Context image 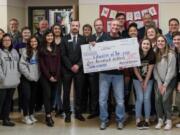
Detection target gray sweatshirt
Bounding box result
[19,49,40,82]
[0,48,20,88]
[153,51,176,87]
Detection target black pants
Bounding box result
[17,77,23,111]
[81,73,99,114]
[21,76,38,116]
[0,88,15,121]
[40,76,58,115]
[87,73,99,114]
[81,74,89,113]
[63,72,85,115]
[35,82,43,111]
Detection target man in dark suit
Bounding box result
[138,12,162,40]
[61,20,86,123]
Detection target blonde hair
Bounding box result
[155,35,174,62]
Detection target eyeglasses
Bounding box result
[3,39,11,42]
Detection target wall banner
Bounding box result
[99,4,159,32]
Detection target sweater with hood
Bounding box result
[0,48,20,88]
[19,49,40,82]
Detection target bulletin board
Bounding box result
[99,4,159,32]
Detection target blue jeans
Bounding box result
[133,79,153,119]
[99,73,125,123]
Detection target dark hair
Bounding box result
[21,26,31,38]
[172,31,180,39]
[26,36,39,61]
[139,38,155,59]
[70,19,80,25]
[0,28,5,34]
[83,24,92,37]
[1,33,13,51]
[83,24,92,32]
[0,28,5,48]
[144,25,160,40]
[115,12,126,19]
[41,30,56,56]
[143,12,152,18]
[21,26,31,33]
[127,22,138,32]
[51,23,63,37]
[71,19,79,22]
[169,18,179,25]
[9,18,19,24]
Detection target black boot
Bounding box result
[2,120,15,127]
[46,116,54,127]
[65,112,71,123]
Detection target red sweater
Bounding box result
[39,49,60,80]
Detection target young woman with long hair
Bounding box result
[133,38,155,129]
[19,36,40,125]
[39,30,60,127]
[154,35,176,130]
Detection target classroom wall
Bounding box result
[0,0,8,31]
[7,0,26,31]
[0,0,26,32]
[79,0,180,34]
[1,0,180,33]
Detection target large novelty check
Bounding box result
[81,38,141,73]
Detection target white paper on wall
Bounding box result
[134,11,141,20]
[148,6,157,16]
[141,9,149,17]
[109,10,117,19]
[101,7,110,17]
[126,12,133,21]
[107,20,111,32]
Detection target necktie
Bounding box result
[73,36,77,50]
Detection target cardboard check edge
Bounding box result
[81,37,141,73]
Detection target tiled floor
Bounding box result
[0,112,180,135]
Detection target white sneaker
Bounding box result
[155,118,164,129]
[117,122,124,130]
[29,115,37,123]
[176,123,180,128]
[22,116,33,125]
[164,119,172,130]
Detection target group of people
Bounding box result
[0,12,179,131]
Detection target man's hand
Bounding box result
[89,41,96,46]
[49,76,57,82]
[160,85,166,95]
[71,64,79,73]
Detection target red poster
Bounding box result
[100,4,159,32]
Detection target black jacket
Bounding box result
[91,32,110,43]
[61,34,86,73]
